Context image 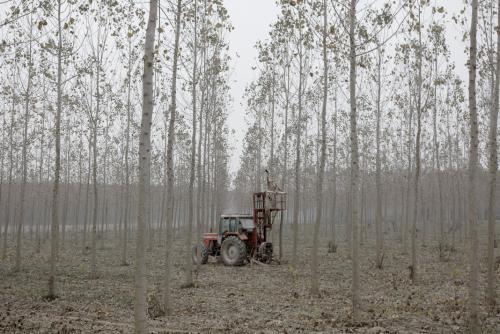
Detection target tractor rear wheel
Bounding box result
[221,236,247,266]
[192,243,209,265]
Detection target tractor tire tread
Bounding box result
[221,236,246,266]
[192,244,209,265]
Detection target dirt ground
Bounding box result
[0,225,499,334]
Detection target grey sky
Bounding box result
[226,0,279,174]
[224,0,469,174]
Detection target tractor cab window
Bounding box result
[220,217,238,234]
[228,218,237,232]
[240,218,254,230]
[219,219,229,234]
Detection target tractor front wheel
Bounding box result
[192,243,209,265]
[221,236,247,266]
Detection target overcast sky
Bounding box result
[225,0,279,175]
[224,0,468,175]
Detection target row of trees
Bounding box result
[0,0,234,332]
[233,0,498,331]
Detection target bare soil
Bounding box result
[0,225,499,333]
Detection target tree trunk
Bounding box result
[163,0,182,314]
[486,0,499,310]
[2,88,15,261]
[349,0,360,321]
[432,57,445,260]
[90,68,100,280]
[279,43,290,262]
[375,44,383,269]
[48,0,63,298]
[83,138,91,253]
[329,93,338,253]
[292,19,304,267]
[135,0,157,332]
[122,8,133,266]
[403,76,413,255]
[0,117,4,248]
[61,119,71,248]
[185,0,198,288]
[467,0,480,331]
[256,105,262,191]
[74,128,83,244]
[14,24,33,272]
[310,0,328,296]
[410,5,423,283]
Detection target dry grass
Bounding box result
[0,223,499,333]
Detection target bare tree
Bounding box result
[47,0,63,299]
[374,43,384,269]
[163,0,183,315]
[292,8,305,267]
[410,2,424,283]
[184,0,198,288]
[134,0,158,332]
[121,0,134,267]
[348,0,360,321]
[486,0,499,310]
[467,0,480,331]
[310,0,328,296]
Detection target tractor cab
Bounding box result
[218,215,254,236]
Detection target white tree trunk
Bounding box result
[134,0,158,332]
[310,0,328,296]
[486,0,499,310]
[467,0,480,331]
[375,44,384,269]
[410,5,423,283]
[349,0,360,321]
[185,0,198,287]
[122,9,133,265]
[292,19,304,267]
[163,0,183,314]
[14,21,33,272]
[48,0,63,299]
[432,57,445,260]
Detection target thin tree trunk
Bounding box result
[404,76,413,255]
[90,70,100,280]
[185,0,198,287]
[256,104,262,191]
[134,0,157,332]
[279,43,290,262]
[329,93,338,253]
[36,113,46,254]
[375,44,384,269]
[292,19,304,267]
[74,128,83,244]
[14,24,33,271]
[82,139,91,253]
[410,5,423,283]
[349,0,360,321]
[432,57,445,260]
[310,0,328,296]
[2,89,15,261]
[48,0,63,298]
[467,0,480,331]
[122,8,133,266]
[163,0,182,314]
[0,117,4,247]
[486,0,500,310]
[61,119,71,248]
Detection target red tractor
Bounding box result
[193,191,286,266]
